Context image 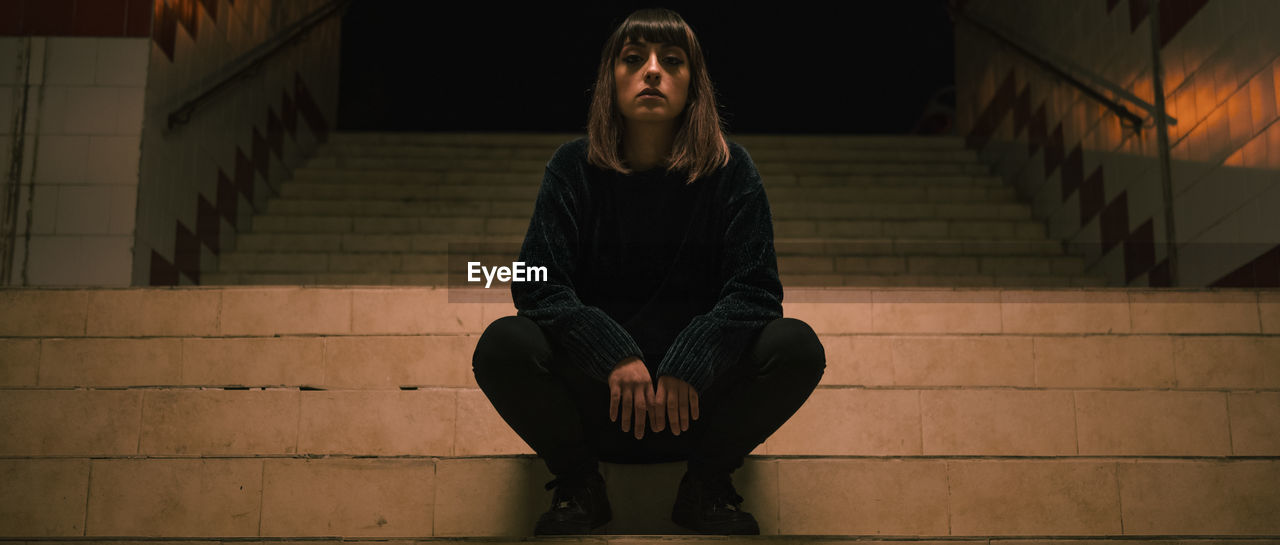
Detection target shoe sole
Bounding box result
[534,517,608,535]
[671,510,760,535]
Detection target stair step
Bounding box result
[4,455,1275,537]
[6,287,1269,336]
[295,157,992,176]
[314,143,981,163]
[230,234,1071,256]
[290,168,1005,186]
[326,131,968,150]
[199,271,1108,287]
[259,198,1030,221]
[246,215,1047,238]
[211,250,1087,277]
[3,286,1275,537]
[279,180,1020,203]
[2,383,1270,456]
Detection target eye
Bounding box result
[623,54,642,64]
[665,56,684,65]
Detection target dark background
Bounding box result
[337,1,956,134]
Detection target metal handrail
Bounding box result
[167,0,352,131]
[948,5,1175,134]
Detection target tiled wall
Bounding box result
[1,35,149,286]
[137,0,339,285]
[955,0,1280,287]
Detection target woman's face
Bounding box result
[613,38,690,124]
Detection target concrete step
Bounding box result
[278,180,1020,203]
[260,198,1031,221]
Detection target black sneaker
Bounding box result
[534,471,611,535]
[671,470,760,535]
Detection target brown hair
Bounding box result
[586,7,730,185]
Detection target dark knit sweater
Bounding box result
[510,136,784,394]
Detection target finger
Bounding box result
[667,386,680,436]
[691,389,699,421]
[680,385,690,432]
[620,387,632,432]
[651,381,665,432]
[610,383,620,422]
[634,384,647,439]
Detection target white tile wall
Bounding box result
[55,186,113,234]
[33,86,68,135]
[95,39,149,86]
[4,36,149,286]
[79,235,133,285]
[25,236,81,285]
[33,135,90,184]
[88,135,142,183]
[64,86,120,134]
[44,38,98,86]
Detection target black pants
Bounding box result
[472,315,826,478]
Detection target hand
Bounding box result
[650,375,699,436]
[608,357,654,439]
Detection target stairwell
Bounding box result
[202,132,1109,287]
[2,133,1278,541]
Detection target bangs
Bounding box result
[612,14,693,58]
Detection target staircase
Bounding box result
[2,285,1278,540]
[202,132,1109,287]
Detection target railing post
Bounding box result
[1148,1,1179,286]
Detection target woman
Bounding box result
[472,7,825,536]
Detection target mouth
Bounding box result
[637,88,665,98]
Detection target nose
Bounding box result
[643,53,662,81]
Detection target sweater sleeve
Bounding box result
[653,163,784,394]
[511,165,646,384]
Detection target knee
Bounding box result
[756,317,826,375]
[472,315,551,375]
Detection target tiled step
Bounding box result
[327,131,968,150]
[774,218,1047,239]
[2,286,1277,537]
[784,273,1108,287]
[200,271,1108,287]
[5,456,1275,537]
[200,271,449,285]
[247,215,1048,239]
[3,286,1272,338]
[313,143,982,163]
[290,168,1005,187]
[210,250,1088,278]
[279,180,1020,203]
[248,215,526,235]
[295,157,992,176]
[230,234,1070,257]
[3,383,1274,456]
[260,198,1031,221]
